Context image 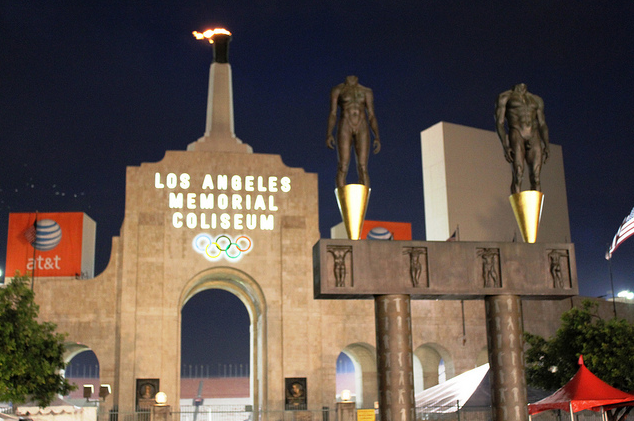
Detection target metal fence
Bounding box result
[65,364,100,379]
[98,405,605,421]
[413,406,604,421]
[181,364,250,378]
[415,405,491,421]
[176,405,254,421]
[0,407,15,415]
[529,410,604,421]
[100,406,331,421]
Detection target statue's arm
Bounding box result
[495,92,512,162]
[365,88,381,154]
[535,95,550,162]
[326,86,340,149]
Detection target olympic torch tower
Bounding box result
[189,28,252,153]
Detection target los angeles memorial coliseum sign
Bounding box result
[155,172,292,231]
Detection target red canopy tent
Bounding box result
[529,356,634,420]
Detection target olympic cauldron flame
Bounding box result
[193,28,232,63]
[192,28,232,44]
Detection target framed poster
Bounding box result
[136,378,159,409]
[285,377,307,410]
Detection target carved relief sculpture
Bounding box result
[478,248,501,288]
[548,249,569,288]
[327,245,352,287]
[402,247,427,287]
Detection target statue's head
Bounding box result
[513,83,528,93]
[345,75,359,85]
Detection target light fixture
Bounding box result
[83,384,94,399]
[341,390,351,402]
[99,384,111,400]
[155,391,168,405]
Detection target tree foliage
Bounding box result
[525,299,634,421]
[0,273,74,406]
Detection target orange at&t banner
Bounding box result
[5,212,85,278]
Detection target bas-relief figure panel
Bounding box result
[316,240,576,299]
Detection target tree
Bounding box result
[525,299,634,421]
[0,273,74,406]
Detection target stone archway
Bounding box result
[179,267,267,410]
[63,343,101,402]
[339,343,377,408]
[413,343,455,389]
[65,343,93,363]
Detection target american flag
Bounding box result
[607,207,634,259]
[24,220,37,245]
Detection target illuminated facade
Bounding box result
[31,32,634,413]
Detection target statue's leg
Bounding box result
[525,137,542,191]
[354,128,371,187]
[509,130,524,194]
[511,159,524,194]
[336,130,352,188]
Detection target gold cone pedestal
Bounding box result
[335,184,370,240]
[509,190,544,243]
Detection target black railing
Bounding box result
[181,364,250,378]
[99,405,606,421]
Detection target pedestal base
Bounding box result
[335,184,370,240]
[151,405,171,421]
[509,191,544,243]
[337,402,356,421]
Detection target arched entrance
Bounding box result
[179,267,267,410]
[336,343,377,408]
[63,344,100,404]
[181,289,250,404]
[414,343,455,390]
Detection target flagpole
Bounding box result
[460,300,466,345]
[31,212,37,291]
[607,248,617,318]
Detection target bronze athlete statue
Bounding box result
[495,83,550,194]
[326,75,380,188]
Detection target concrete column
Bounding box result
[337,401,356,421]
[151,405,171,421]
[485,295,528,421]
[375,295,414,421]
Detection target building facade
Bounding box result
[31,34,633,413]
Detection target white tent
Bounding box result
[415,363,489,413]
[16,398,96,421]
[415,363,551,413]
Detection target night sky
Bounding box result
[2,1,634,365]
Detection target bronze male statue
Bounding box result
[326,75,381,188]
[495,83,550,194]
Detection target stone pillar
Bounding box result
[375,295,415,421]
[337,401,356,421]
[485,295,528,421]
[151,405,171,421]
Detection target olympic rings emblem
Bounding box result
[193,234,253,261]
